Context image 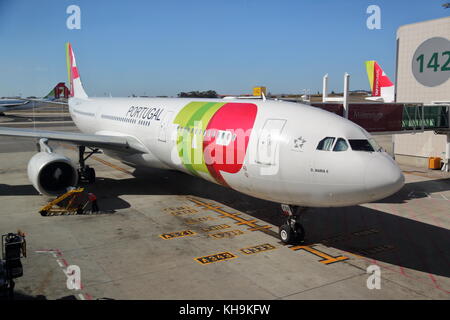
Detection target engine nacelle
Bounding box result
[27,152,78,196]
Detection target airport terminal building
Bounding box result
[394,16,450,167]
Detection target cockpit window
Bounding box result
[317,137,335,151]
[368,138,382,152]
[333,138,348,152]
[348,139,375,152]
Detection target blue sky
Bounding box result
[0,0,449,97]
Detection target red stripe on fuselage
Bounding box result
[203,103,257,187]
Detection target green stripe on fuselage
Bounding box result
[65,43,71,87]
[173,101,225,176]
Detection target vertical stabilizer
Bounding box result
[44,82,70,100]
[66,43,88,99]
[365,60,395,102]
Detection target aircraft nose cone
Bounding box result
[365,156,405,200]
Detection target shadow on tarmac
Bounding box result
[0,167,449,278]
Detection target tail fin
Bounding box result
[365,60,394,97]
[44,82,70,100]
[66,43,88,99]
[365,60,395,102]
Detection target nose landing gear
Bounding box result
[279,204,307,244]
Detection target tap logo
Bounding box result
[173,101,257,187]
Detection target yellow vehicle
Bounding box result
[253,86,267,97]
[39,188,87,216]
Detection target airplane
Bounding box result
[0,43,405,244]
[0,82,69,115]
[0,99,30,113]
[365,61,395,102]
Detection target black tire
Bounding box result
[87,167,96,184]
[39,210,48,217]
[293,223,305,242]
[77,169,82,184]
[279,224,293,244]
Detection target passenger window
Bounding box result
[333,138,348,152]
[317,137,335,151]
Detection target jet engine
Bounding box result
[27,152,78,196]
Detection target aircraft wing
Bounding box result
[0,127,147,154]
[0,101,29,108]
[0,101,32,112]
[6,97,68,105]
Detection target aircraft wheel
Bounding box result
[87,167,96,184]
[279,224,294,244]
[39,210,48,217]
[294,223,305,242]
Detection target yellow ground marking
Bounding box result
[346,252,365,259]
[159,230,196,240]
[188,197,272,232]
[62,144,134,175]
[183,216,217,224]
[163,206,199,216]
[194,251,237,265]
[248,225,272,232]
[91,156,133,175]
[240,243,277,255]
[209,229,244,239]
[201,224,231,232]
[218,213,241,219]
[236,219,257,226]
[290,245,349,265]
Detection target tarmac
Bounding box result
[0,108,449,300]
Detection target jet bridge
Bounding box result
[310,102,450,171]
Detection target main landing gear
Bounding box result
[77,146,100,184]
[279,204,307,244]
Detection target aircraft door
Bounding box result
[256,119,287,166]
[158,111,174,142]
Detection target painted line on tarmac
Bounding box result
[187,197,273,234]
[194,251,238,265]
[239,243,277,255]
[289,245,349,265]
[184,216,217,224]
[35,249,93,300]
[201,224,231,232]
[209,229,244,239]
[159,230,197,240]
[163,206,199,216]
[62,144,134,175]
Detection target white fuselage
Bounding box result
[68,97,404,207]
